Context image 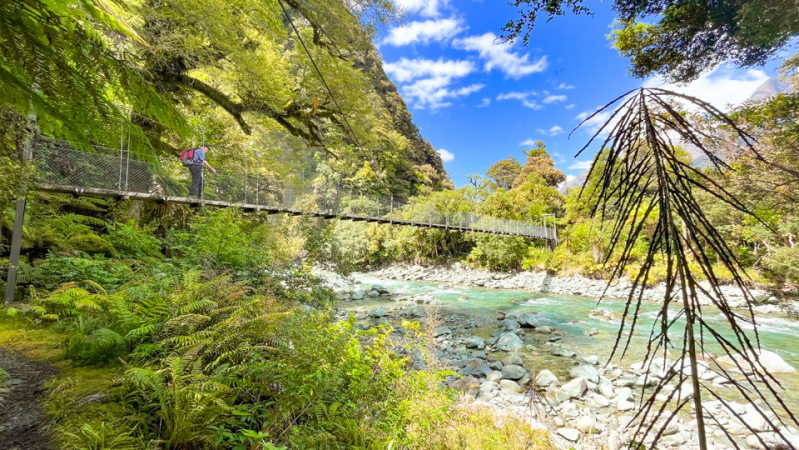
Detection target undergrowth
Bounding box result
[0,196,551,449]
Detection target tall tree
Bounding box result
[502,0,799,82]
[513,141,565,188]
[486,156,521,190]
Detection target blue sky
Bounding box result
[376,0,787,186]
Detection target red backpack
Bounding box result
[179,148,196,166]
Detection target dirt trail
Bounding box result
[0,351,57,449]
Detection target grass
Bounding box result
[0,314,131,449]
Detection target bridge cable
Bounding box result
[276,0,366,156]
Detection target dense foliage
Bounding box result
[502,0,799,82]
[1,194,547,449]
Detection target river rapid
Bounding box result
[329,269,799,449]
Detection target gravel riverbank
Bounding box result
[322,267,799,449]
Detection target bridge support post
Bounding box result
[4,197,26,305]
[5,115,34,305]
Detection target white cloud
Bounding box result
[565,103,576,110]
[574,107,614,134]
[381,18,464,47]
[403,78,484,109]
[437,148,455,162]
[643,66,769,111]
[496,91,542,109]
[556,82,575,90]
[384,58,481,109]
[394,0,447,17]
[520,138,538,146]
[477,98,491,108]
[569,160,593,170]
[453,32,548,78]
[543,94,567,104]
[383,58,474,83]
[532,125,563,137]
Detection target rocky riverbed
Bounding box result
[321,268,799,450]
[366,263,798,316]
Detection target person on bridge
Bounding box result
[187,144,216,198]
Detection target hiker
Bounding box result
[181,144,217,198]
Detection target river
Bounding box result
[338,273,799,430]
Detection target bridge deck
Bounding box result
[36,183,552,239]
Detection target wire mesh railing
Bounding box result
[30,139,558,242]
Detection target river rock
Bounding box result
[536,325,553,334]
[464,336,485,349]
[576,415,599,434]
[500,379,522,393]
[593,394,610,407]
[556,428,580,442]
[535,369,559,388]
[368,307,389,318]
[552,348,576,358]
[372,284,389,294]
[561,377,587,398]
[569,365,599,383]
[606,431,623,450]
[449,376,479,395]
[496,333,524,351]
[582,355,599,365]
[717,349,796,374]
[584,327,599,336]
[433,326,451,337]
[545,388,572,406]
[352,289,365,300]
[616,400,635,411]
[501,364,526,380]
[366,289,379,297]
[517,312,539,327]
[462,359,493,377]
[501,354,523,366]
[499,318,520,331]
[486,371,503,382]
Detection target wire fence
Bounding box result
[30,138,557,242]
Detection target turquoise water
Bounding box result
[344,274,799,412]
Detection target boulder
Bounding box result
[616,400,635,411]
[464,336,485,349]
[368,307,389,318]
[534,369,559,388]
[517,312,539,327]
[556,428,581,442]
[486,371,503,382]
[501,355,523,366]
[561,377,587,398]
[717,349,796,374]
[593,394,610,407]
[499,318,520,331]
[501,364,526,380]
[582,355,599,365]
[569,365,599,384]
[551,348,576,358]
[545,388,572,406]
[433,326,451,337]
[462,359,493,377]
[352,289,365,300]
[449,376,479,395]
[496,333,524,351]
[536,325,553,334]
[500,379,522,393]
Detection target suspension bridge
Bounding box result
[27,139,559,241]
[4,138,558,303]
